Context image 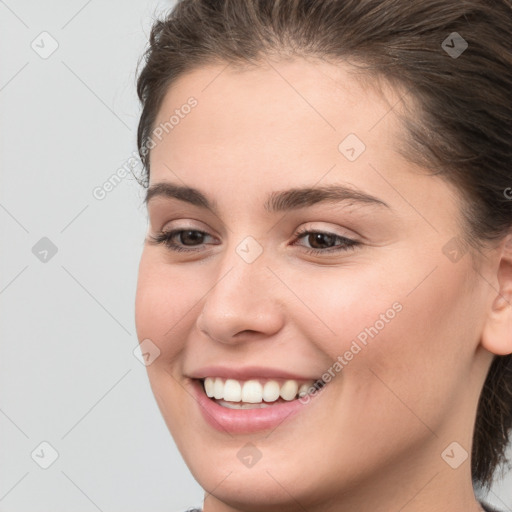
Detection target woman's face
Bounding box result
[135,59,496,511]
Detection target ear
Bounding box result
[480,233,512,356]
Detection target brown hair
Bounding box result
[136,0,512,490]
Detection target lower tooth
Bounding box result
[216,400,272,409]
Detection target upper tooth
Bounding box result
[202,377,318,403]
[224,379,242,401]
[298,383,310,397]
[242,380,263,403]
[280,380,299,401]
[262,381,280,402]
[204,377,215,397]
[213,378,224,399]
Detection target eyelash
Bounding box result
[148,227,360,255]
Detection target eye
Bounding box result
[147,228,216,252]
[292,228,360,255]
[147,227,360,256]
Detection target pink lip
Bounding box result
[188,365,321,382]
[190,378,325,434]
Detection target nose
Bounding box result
[195,247,285,344]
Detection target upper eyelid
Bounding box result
[159,223,355,238]
[157,219,216,234]
[149,203,366,237]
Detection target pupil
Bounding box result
[181,230,203,245]
[309,233,335,249]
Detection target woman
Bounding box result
[134,1,512,511]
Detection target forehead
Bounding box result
[150,59,404,177]
[147,58,462,232]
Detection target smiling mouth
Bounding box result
[199,376,326,409]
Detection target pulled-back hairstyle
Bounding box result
[136,0,512,491]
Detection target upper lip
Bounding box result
[188,365,322,382]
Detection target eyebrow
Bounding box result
[144,182,390,213]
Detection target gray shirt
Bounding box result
[185,502,501,511]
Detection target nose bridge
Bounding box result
[196,235,283,341]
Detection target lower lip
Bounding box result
[190,378,324,434]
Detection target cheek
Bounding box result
[340,260,479,435]
[286,255,475,419]
[281,259,410,362]
[134,254,197,362]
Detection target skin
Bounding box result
[134,58,512,512]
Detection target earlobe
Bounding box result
[480,234,512,356]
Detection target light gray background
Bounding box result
[0,1,511,511]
